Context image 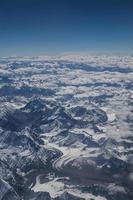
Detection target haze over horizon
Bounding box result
[0,0,133,56]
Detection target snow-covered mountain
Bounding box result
[0,55,133,200]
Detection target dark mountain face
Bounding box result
[0,55,133,200]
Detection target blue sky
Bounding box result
[0,0,133,56]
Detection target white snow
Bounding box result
[32,175,107,200]
[107,113,116,122]
[32,176,65,198]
